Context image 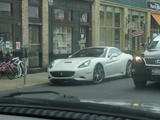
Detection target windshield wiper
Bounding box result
[0,90,80,103]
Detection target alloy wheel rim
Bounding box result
[93,65,104,83]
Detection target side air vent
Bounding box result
[0,106,136,120]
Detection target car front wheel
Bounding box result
[93,64,104,84]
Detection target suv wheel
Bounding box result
[125,61,132,78]
[133,77,147,88]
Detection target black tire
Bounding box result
[93,64,105,84]
[133,77,147,88]
[6,67,18,80]
[125,61,132,78]
[6,68,15,80]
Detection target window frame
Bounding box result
[99,5,122,48]
[28,0,42,23]
[29,6,40,19]
[0,0,14,18]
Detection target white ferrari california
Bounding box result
[48,46,133,84]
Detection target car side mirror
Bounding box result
[110,53,118,59]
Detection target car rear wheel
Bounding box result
[125,61,132,78]
[93,64,104,84]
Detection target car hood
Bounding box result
[144,49,160,58]
[52,57,98,70]
[81,99,160,114]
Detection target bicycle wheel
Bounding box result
[6,67,18,80]
[13,63,21,78]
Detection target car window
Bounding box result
[108,48,122,58]
[71,48,106,57]
[148,40,160,49]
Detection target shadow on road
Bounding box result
[45,76,128,87]
[133,81,160,91]
[146,82,160,90]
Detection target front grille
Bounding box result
[145,57,160,65]
[50,71,75,77]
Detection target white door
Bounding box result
[104,48,123,77]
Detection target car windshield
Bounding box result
[71,48,106,57]
[148,40,160,49]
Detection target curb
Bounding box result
[0,72,48,91]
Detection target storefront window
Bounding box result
[114,29,120,48]
[105,7,113,26]
[29,26,42,68]
[100,11,104,26]
[53,26,72,54]
[0,2,12,16]
[128,10,146,50]
[68,11,72,22]
[29,6,39,18]
[99,6,122,48]
[0,23,13,56]
[54,9,64,21]
[115,8,121,27]
[80,12,88,23]
[79,27,87,49]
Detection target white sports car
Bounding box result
[48,46,133,84]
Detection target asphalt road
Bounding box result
[3,77,160,103]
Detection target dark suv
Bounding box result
[132,35,160,88]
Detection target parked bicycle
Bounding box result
[0,57,24,80]
[11,57,25,78]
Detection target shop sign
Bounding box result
[16,42,21,50]
[131,29,144,37]
[147,2,160,11]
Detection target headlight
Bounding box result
[48,61,55,68]
[135,56,143,63]
[78,60,91,68]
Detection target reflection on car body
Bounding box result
[48,46,133,84]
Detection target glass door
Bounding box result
[29,25,42,68]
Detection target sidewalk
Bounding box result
[0,72,48,91]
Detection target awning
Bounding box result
[152,14,160,25]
